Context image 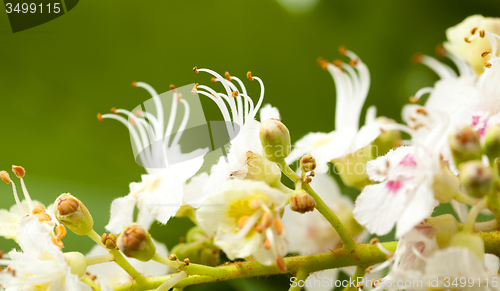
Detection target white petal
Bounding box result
[105,196,136,234]
[395,183,436,238]
[259,104,280,121]
[183,172,210,208]
[141,178,183,224]
[304,269,339,291]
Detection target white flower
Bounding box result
[100,82,207,233]
[196,180,287,269]
[444,15,500,74]
[0,167,58,242]
[286,49,382,173]
[86,240,169,291]
[375,227,499,291]
[0,216,90,291]
[188,69,281,206]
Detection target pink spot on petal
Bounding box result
[399,154,417,167]
[472,115,480,127]
[386,180,403,194]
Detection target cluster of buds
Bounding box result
[300,155,316,184]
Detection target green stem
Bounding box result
[454,191,478,206]
[464,198,487,233]
[152,253,179,269]
[276,159,356,250]
[82,275,101,291]
[86,253,115,266]
[87,229,147,285]
[112,231,500,291]
[344,266,366,291]
[289,269,310,291]
[474,219,498,232]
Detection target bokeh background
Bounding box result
[1,0,499,290]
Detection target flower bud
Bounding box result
[170,242,220,266]
[371,117,401,158]
[424,214,459,248]
[117,224,156,262]
[300,155,316,173]
[64,252,87,278]
[54,194,93,235]
[332,147,370,189]
[432,160,460,203]
[101,233,118,249]
[289,189,316,213]
[233,151,281,186]
[260,119,291,162]
[448,125,481,167]
[449,232,485,259]
[459,161,493,198]
[483,124,500,164]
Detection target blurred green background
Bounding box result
[1,0,499,289]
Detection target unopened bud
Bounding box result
[233,151,281,187]
[483,124,500,164]
[332,147,370,189]
[449,232,484,259]
[289,189,316,213]
[424,214,459,248]
[449,125,481,167]
[170,242,220,266]
[300,155,316,172]
[117,224,156,262]
[371,117,401,157]
[63,252,87,278]
[433,160,460,203]
[260,119,291,162]
[54,194,93,235]
[459,161,493,198]
[101,233,118,249]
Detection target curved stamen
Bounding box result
[134,82,164,140]
[417,54,457,79]
[230,76,250,119]
[0,171,27,216]
[171,99,190,147]
[196,88,237,139]
[326,62,351,131]
[164,92,179,145]
[250,76,265,120]
[412,87,434,102]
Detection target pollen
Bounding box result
[484,61,492,68]
[193,66,199,73]
[37,212,52,222]
[411,53,423,64]
[31,204,45,215]
[246,71,254,81]
[482,51,490,57]
[338,45,347,56]
[464,37,472,43]
[97,113,103,122]
[225,71,232,81]
[111,107,117,114]
[0,171,11,184]
[231,91,239,97]
[479,30,485,38]
[12,165,25,178]
[471,27,478,34]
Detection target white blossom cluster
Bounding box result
[2,14,500,291]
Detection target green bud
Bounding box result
[432,160,460,203]
[64,252,87,278]
[448,125,481,167]
[117,224,156,262]
[54,194,93,235]
[332,147,370,189]
[424,214,459,248]
[459,161,493,198]
[170,241,220,266]
[337,209,364,237]
[483,124,500,164]
[449,232,485,259]
[371,117,401,158]
[260,119,291,162]
[289,189,316,213]
[233,151,281,186]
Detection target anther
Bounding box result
[168,254,178,261]
[183,258,190,266]
[0,171,11,184]
[260,212,272,229]
[110,107,117,114]
[238,216,250,229]
[246,71,254,81]
[12,166,25,178]
[416,107,428,115]
[464,37,472,43]
[129,118,136,127]
[131,81,137,88]
[52,236,64,248]
[249,198,260,209]
[193,66,199,73]
[369,238,380,245]
[348,59,358,67]
[231,91,239,97]
[435,44,446,57]
[411,53,423,64]
[225,71,232,81]
[264,237,271,249]
[169,84,176,91]
[31,204,45,215]
[101,233,118,250]
[211,77,216,83]
[37,212,52,222]
[333,60,343,68]
[338,45,347,56]
[97,113,103,122]
[191,83,199,94]
[134,109,142,117]
[273,218,283,235]
[484,62,492,68]
[479,30,485,38]
[409,96,419,104]
[471,27,478,34]
[482,51,490,57]
[56,224,67,239]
